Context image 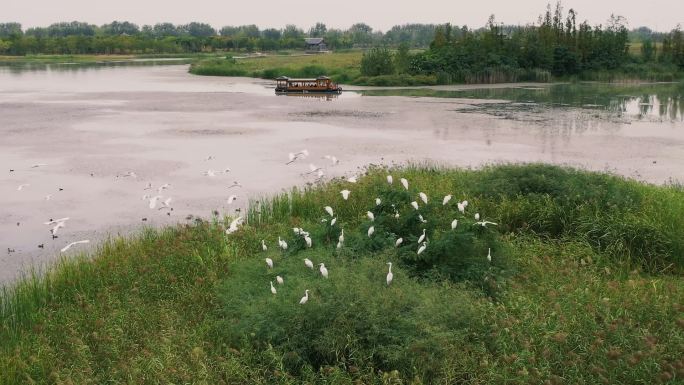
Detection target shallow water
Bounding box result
[1,63,683,283]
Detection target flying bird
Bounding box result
[227,195,238,205]
[60,240,90,253]
[276,275,284,285]
[226,216,243,234]
[17,184,30,191]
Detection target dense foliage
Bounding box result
[0,21,437,55]
[1,164,683,383]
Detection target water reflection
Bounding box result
[276,92,341,101]
[0,58,194,75]
[357,83,684,121]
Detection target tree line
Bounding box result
[360,2,684,83]
[0,21,437,55]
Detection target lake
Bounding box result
[1,62,683,283]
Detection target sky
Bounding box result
[4,0,683,32]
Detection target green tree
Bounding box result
[360,47,394,76]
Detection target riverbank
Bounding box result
[1,164,683,383]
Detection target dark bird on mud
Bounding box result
[38,244,44,249]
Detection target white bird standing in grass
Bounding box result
[475,213,480,220]
[386,262,393,285]
[279,237,288,250]
[276,275,284,285]
[443,195,452,205]
[60,240,90,253]
[262,240,267,251]
[417,242,427,255]
[304,235,312,248]
[387,175,393,184]
[304,258,314,269]
[375,197,381,206]
[419,192,428,204]
[341,189,350,200]
[395,238,403,247]
[400,178,409,190]
[319,263,328,278]
[451,219,458,229]
[457,202,465,214]
[368,226,375,237]
[487,248,492,263]
[338,229,345,244]
[367,211,375,221]
[270,281,277,294]
[418,214,427,224]
[324,206,334,217]
[265,258,274,269]
[330,217,337,226]
[418,229,426,244]
[411,201,419,210]
[226,217,243,234]
[299,289,310,304]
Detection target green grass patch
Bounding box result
[1,164,683,384]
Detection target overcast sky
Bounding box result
[4,0,683,32]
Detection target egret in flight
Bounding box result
[60,240,90,253]
[451,219,458,229]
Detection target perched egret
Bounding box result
[418,229,426,244]
[324,206,334,217]
[457,202,465,214]
[304,235,312,248]
[227,195,238,205]
[276,275,284,285]
[451,219,458,229]
[475,213,480,220]
[368,226,375,237]
[419,192,428,204]
[443,194,452,205]
[299,289,310,304]
[280,238,288,250]
[400,178,409,190]
[319,263,329,278]
[60,240,90,253]
[386,262,394,285]
[410,201,419,210]
[338,229,345,244]
[417,242,427,255]
[347,176,357,183]
[487,248,492,263]
[304,258,314,269]
[395,238,403,247]
[375,197,381,206]
[265,258,274,269]
[330,217,337,226]
[340,190,350,200]
[337,241,342,249]
[270,281,277,294]
[387,175,393,184]
[367,211,375,221]
[262,240,267,251]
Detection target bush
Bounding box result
[360,47,395,76]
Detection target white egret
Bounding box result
[330,217,337,226]
[463,200,469,208]
[280,238,288,250]
[476,221,498,227]
[418,229,426,244]
[475,213,480,220]
[387,175,393,184]
[386,262,393,285]
[293,228,301,235]
[44,217,70,225]
[347,176,357,183]
[375,197,381,206]
[487,248,492,262]
[276,275,284,285]
[51,221,65,235]
[262,240,267,251]
[143,182,152,190]
[340,190,350,200]
[308,163,322,174]
[368,226,375,237]
[419,192,428,204]
[304,258,314,269]
[443,195,452,205]
[451,219,458,229]
[336,241,342,249]
[411,201,419,210]
[60,240,90,253]
[17,184,29,191]
[203,170,217,177]
[299,289,310,304]
[457,202,465,214]
[319,263,329,278]
[338,229,345,244]
[324,206,334,217]
[304,235,312,248]
[270,281,277,294]
[227,195,238,205]
[226,216,243,234]
[417,242,427,255]
[265,258,274,269]
[400,178,409,190]
[418,214,427,223]
[395,238,403,247]
[367,211,375,221]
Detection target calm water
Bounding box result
[1,62,683,283]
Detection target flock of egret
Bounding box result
[223,167,498,306]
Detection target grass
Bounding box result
[1,164,683,384]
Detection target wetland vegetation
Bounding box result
[1,164,683,384]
